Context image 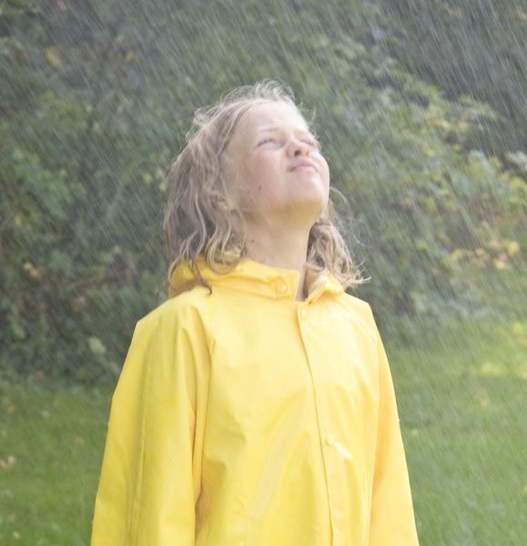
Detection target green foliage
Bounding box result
[0,0,36,17]
[375,0,527,155]
[1,0,525,381]
[1,2,166,382]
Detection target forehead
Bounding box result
[236,101,310,135]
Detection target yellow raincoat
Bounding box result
[91,259,418,545]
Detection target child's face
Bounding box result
[223,101,330,231]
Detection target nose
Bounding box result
[288,138,311,157]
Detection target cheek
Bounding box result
[231,167,268,212]
[223,153,255,200]
[244,158,280,199]
[320,158,331,188]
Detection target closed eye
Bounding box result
[303,139,320,149]
[257,137,280,147]
[256,136,320,149]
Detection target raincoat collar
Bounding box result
[169,258,344,303]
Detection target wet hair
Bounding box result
[163,80,362,290]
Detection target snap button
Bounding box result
[276,282,288,294]
[326,436,352,459]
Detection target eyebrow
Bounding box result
[255,125,315,136]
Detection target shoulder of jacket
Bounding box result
[338,291,375,318]
[137,285,213,332]
[333,292,380,340]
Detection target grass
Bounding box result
[0,384,110,545]
[391,265,527,545]
[1,267,525,545]
[392,319,527,545]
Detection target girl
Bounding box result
[91,81,419,545]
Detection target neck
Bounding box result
[243,222,311,300]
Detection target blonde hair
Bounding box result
[163,80,362,289]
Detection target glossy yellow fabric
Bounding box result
[91,260,418,545]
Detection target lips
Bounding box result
[289,160,318,172]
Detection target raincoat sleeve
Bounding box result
[369,333,419,545]
[91,306,210,546]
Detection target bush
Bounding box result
[1,0,525,381]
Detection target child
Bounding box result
[91,81,419,545]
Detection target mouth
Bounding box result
[290,161,318,172]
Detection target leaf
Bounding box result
[44,47,62,67]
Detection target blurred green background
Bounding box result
[1,0,526,544]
